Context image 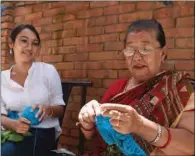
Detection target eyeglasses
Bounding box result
[123,46,161,57]
[18,37,40,49]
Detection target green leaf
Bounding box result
[8,132,24,142]
[22,132,32,137]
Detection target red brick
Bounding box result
[54,62,74,70]
[64,53,88,61]
[71,129,79,137]
[104,3,135,15]
[1,57,9,64]
[42,55,63,63]
[1,43,9,50]
[1,50,7,57]
[1,22,14,29]
[2,2,14,7]
[88,15,118,27]
[53,15,63,23]
[33,17,52,26]
[25,12,42,21]
[75,62,102,70]
[90,2,119,8]
[1,36,8,43]
[63,14,76,21]
[86,96,101,103]
[62,70,87,78]
[77,27,104,36]
[176,38,194,48]
[64,20,87,30]
[90,79,102,87]
[42,24,63,32]
[154,8,173,18]
[167,49,194,60]
[50,46,76,54]
[176,17,194,27]
[43,7,64,17]
[40,48,51,55]
[61,128,70,135]
[3,9,14,16]
[88,70,117,78]
[1,15,13,22]
[89,51,118,61]
[42,3,52,9]
[136,2,155,10]
[175,61,194,71]
[119,11,153,23]
[173,6,194,17]
[120,32,126,41]
[105,24,129,33]
[1,64,11,70]
[1,30,9,36]
[188,72,195,79]
[90,34,118,43]
[104,42,124,51]
[103,79,115,88]
[15,7,32,16]
[15,16,25,23]
[166,38,175,49]
[40,33,52,40]
[32,4,43,12]
[24,1,36,5]
[103,60,127,69]
[76,44,103,53]
[119,70,131,78]
[63,37,88,45]
[35,27,41,33]
[52,29,76,39]
[65,2,89,13]
[157,18,175,28]
[77,8,103,19]
[51,1,72,8]
[165,28,194,38]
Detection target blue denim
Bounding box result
[1,128,55,156]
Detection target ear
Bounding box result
[8,38,14,49]
[160,45,168,62]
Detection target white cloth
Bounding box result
[1,62,65,138]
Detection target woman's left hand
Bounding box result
[100,103,144,134]
[31,104,52,121]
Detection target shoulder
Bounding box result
[34,62,56,70]
[109,78,128,91]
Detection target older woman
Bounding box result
[78,19,194,155]
[1,24,65,156]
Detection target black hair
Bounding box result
[124,19,166,48]
[10,24,40,45]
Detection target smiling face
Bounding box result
[124,30,167,82]
[9,28,40,64]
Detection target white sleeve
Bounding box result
[48,65,65,106]
[1,97,8,115]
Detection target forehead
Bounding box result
[17,28,38,41]
[126,30,159,45]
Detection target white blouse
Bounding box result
[1,62,65,138]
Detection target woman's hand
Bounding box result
[31,104,53,121]
[13,117,30,134]
[100,103,144,134]
[78,100,101,130]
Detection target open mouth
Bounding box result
[23,52,32,56]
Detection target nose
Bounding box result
[26,42,32,50]
[132,50,142,61]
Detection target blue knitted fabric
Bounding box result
[21,106,41,126]
[8,111,19,120]
[95,115,146,156]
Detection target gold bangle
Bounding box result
[48,107,54,117]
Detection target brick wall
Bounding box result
[1,1,194,154]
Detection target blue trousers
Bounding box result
[1,127,55,156]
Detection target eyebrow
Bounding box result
[20,36,39,42]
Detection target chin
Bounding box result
[132,71,151,82]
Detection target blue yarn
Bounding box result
[8,111,19,120]
[21,106,41,126]
[95,115,146,156]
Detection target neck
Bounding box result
[14,62,33,74]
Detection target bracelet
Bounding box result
[149,124,162,144]
[158,127,171,149]
[76,122,95,131]
[48,107,54,117]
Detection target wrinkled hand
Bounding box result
[13,117,30,134]
[78,100,101,130]
[100,103,144,134]
[31,104,52,121]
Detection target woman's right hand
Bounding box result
[78,100,101,130]
[12,117,30,134]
